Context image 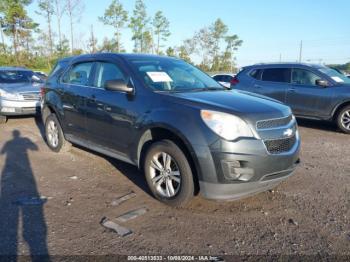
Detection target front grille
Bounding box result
[21,92,40,101]
[264,135,296,154]
[257,115,293,129]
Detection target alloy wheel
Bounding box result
[47,120,59,148]
[149,152,181,198]
[341,110,350,130]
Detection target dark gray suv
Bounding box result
[233,63,350,133]
[41,54,300,206]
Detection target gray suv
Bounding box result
[0,67,43,124]
[42,54,300,206]
[233,63,350,133]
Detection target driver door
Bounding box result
[285,68,335,118]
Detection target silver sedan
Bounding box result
[0,67,43,124]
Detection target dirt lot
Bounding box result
[0,116,349,259]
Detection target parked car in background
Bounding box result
[212,73,236,88]
[233,63,350,134]
[34,71,48,80]
[0,67,43,124]
[41,53,300,207]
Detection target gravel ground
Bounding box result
[0,116,349,260]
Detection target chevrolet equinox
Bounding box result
[41,54,300,206]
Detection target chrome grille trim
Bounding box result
[264,134,297,154]
[20,92,40,101]
[256,115,293,130]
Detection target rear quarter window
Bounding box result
[249,69,262,80]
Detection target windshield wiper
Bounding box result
[189,87,225,92]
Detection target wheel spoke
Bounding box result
[152,174,164,184]
[165,178,175,197]
[162,153,171,170]
[151,158,163,171]
[169,175,180,183]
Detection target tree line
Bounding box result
[0,0,242,72]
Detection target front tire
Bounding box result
[144,140,194,207]
[45,114,72,152]
[0,115,7,124]
[336,106,350,134]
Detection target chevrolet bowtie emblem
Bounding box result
[283,128,293,137]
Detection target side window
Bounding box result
[94,62,126,88]
[261,68,291,83]
[250,69,262,80]
[62,62,94,86]
[213,75,222,81]
[291,68,320,86]
[223,75,232,82]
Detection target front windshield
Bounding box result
[0,70,37,84]
[128,57,224,92]
[318,67,350,84]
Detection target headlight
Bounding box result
[0,90,22,100]
[201,110,254,140]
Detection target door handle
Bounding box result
[288,88,296,92]
[254,84,262,88]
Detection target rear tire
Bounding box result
[0,115,7,124]
[336,105,350,134]
[144,140,194,207]
[45,114,72,152]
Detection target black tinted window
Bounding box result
[262,68,291,83]
[223,75,233,82]
[213,75,223,81]
[62,62,94,85]
[94,62,126,88]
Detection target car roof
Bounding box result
[58,53,182,64]
[0,66,32,71]
[212,73,235,77]
[242,62,326,70]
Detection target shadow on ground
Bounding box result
[0,130,49,260]
[296,118,339,133]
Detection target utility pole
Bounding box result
[298,40,303,62]
[279,53,282,62]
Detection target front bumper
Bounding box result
[194,132,301,201]
[0,99,40,116]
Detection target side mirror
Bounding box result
[315,79,329,87]
[105,79,133,93]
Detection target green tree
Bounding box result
[54,0,66,51]
[36,0,55,56]
[87,24,97,53]
[210,19,227,58]
[99,0,128,53]
[129,0,149,52]
[142,30,153,53]
[152,11,170,55]
[224,34,243,72]
[166,46,175,57]
[66,0,84,54]
[0,0,33,60]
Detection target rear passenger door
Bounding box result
[286,68,335,117]
[60,61,95,140]
[255,68,291,102]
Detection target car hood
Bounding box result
[0,82,42,93]
[167,89,292,122]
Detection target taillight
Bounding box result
[230,77,239,86]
